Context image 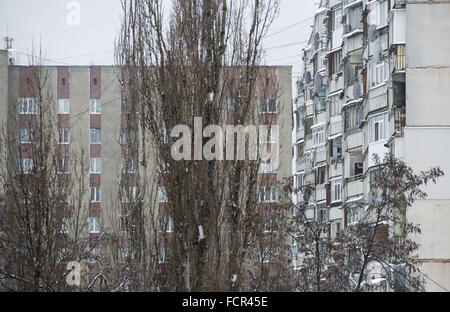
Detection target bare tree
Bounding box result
[288,154,444,292]
[0,53,93,291]
[110,0,299,292]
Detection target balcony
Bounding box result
[346,175,363,199]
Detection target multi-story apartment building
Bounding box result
[292,0,450,291]
[0,49,292,288]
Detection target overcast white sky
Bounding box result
[0,0,318,92]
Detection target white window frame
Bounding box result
[259,186,277,203]
[158,247,166,264]
[120,129,127,145]
[58,99,70,114]
[158,187,168,203]
[121,157,135,173]
[329,95,341,118]
[90,128,101,144]
[90,187,101,203]
[19,129,34,143]
[312,126,325,146]
[61,217,69,233]
[18,98,38,115]
[19,158,34,173]
[121,186,137,203]
[90,158,101,174]
[259,99,277,114]
[57,158,70,173]
[331,180,342,203]
[58,128,70,144]
[369,112,388,143]
[90,99,101,114]
[332,7,342,31]
[89,217,100,234]
[158,216,174,233]
[370,59,389,88]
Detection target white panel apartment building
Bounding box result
[292,0,450,291]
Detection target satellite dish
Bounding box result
[374,41,383,64]
[314,73,322,92]
[305,71,311,84]
[353,80,361,99]
[314,33,320,50]
[368,24,377,42]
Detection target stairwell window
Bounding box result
[57,158,70,173]
[329,50,342,76]
[158,216,174,233]
[89,217,100,233]
[329,95,341,117]
[19,158,34,173]
[332,7,342,32]
[158,187,167,203]
[90,99,101,114]
[90,187,101,202]
[58,99,70,114]
[90,158,101,173]
[58,128,70,144]
[90,128,101,144]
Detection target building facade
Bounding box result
[292,0,450,291]
[0,49,292,289]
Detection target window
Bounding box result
[18,98,38,114]
[312,126,325,146]
[227,99,236,113]
[348,4,363,31]
[369,112,388,143]
[19,158,34,173]
[330,136,342,159]
[305,117,313,139]
[370,60,389,88]
[119,248,129,263]
[90,99,101,114]
[19,129,34,143]
[93,78,98,85]
[90,128,101,144]
[332,8,342,31]
[158,247,166,264]
[317,204,329,223]
[329,50,342,76]
[161,128,168,144]
[259,99,277,114]
[329,95,341,117]
[90,187,101,202]
[57,158,70,173]
[263,216,276,233]
[58,99,70,114]
[259,187,277,202]
[121,157,135,173]
[120,129,127,145]
[121,98,128,114]
[296,142,304,161]
[158,187,167,203]
[158,216,174,233]
[90,158,101,173]
[88,247,100,263]
[375,0,388,27]
[121,186,137,203]
[315,166,326,185]
[58,128,70,144]
[295,172,304,190]
[89,217,100,233]
[331,180,342,203]
[61,218,69,233]
[344,105,362,131]
[120,216,129,233]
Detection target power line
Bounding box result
[265,40,308,50]
[264,16,314,39]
